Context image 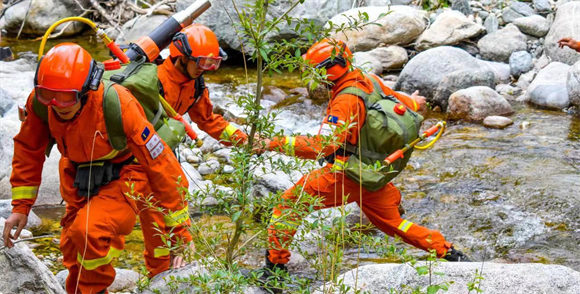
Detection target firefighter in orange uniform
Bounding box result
[2,43,192,294]
[254,39,470,286]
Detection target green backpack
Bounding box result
[336,77,424,191]
[32,55,185,156]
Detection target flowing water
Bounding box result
[4,36,579,274]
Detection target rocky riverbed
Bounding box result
[1,0,580,293]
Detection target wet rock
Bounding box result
[513,15,549,38]
[0,218,65,294]
[57,268,139,292]
[533,0,552,14]
[198,160,220,175]
[447,86,514,122]
[501,2,537,24]
[527,62,571,110]
[116,15,168,44]
[566,60,580,108]
[0,0,87,37]
[415,11,484,51]
[496,84,523,99]
[367,46,408,71]
[395,46,491,102]
[353,52,383,75]
[307,81,332,104]
[509,51,534,77]
[289,87,309,98]
[432,69,496,110]
[478,24,528,63]
[329,6,428,52]
[262,86,287,103]
[0,47,13,62]
[0,199,42,229]
[315,263,580,294]
[484,14,499,33]
[544,2,580,65]
[483,116,514,129]
[0,87,15,117]
[450,0,472,15]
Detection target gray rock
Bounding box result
[450,0,472,15]
[329,6,428,52]
[181,162,203,185]
[478,24,528,62]
[0,218,65,294]
[501,2,537,24]
[447,86,514,122]
[415,11,485,51]
[544,2,580,65]
[353,52,383,75]
[516,70,537,90]
[200,134,222,153]
[198,160,220,175]
[395,46,489,101]
[138,262,206,294]
[527,62,571,109]
[432,69,496,110]
[262,86,287,103]
[116,15,169,45]
[222,165,235,174]
[484,14,499,33]
[57,268,139,292]
[314,263,580,294]
[477,60,512,84]
[513,15,550,37]
[496,84,523,98]
[509,51,534,77]
[0,0,87,37]
[214,148,232,164]
[0,88,15,117]
[483,116,514,129]
[0,199,42,229]
[566,60,580,107]
[367,46,408,71]
[186,155,201,164]
[533,0,552,14]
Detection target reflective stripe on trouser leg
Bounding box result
[77,247,123,270]
[163,206,190,227]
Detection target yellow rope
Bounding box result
[414,121,446,150]
[38,17,100,60]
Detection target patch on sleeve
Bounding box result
[145,133,164,159]
[327,115,339,124]
[319,123,333,136]
[141,126,151,142]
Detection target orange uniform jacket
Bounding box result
[268,70,419,157]
[157,58,247,145]
[10,84,191,241]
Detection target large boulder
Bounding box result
[0,218,66,294]
[116,15,168,44]
[367,46,408,71]
[395,46,493,102]
[478,24,528,63]
[544,2,580,65]
[566,60,580,108]
[353,52,383,75]
[315,263,580,294]
[527,62,571,110]
[501,2,537,24]
[447,86,514,122]
[0,0,87,37]
[432,69,496,110]
[178,0,353,52]
[415,11,485,51]
[513,15,550,38]
[329,6,428,52]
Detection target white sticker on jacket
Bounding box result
[149,141,164,159]
[146,134,161,151]
[319,123,333,136]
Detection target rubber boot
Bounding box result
[256,251,288,294]
[444,246,471,262]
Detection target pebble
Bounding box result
[223,165,235,174]
[483,116,514,129]
[186,155,201,164]
[520,121,531,129]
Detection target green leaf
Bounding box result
[232,211,242,222]
[416,266,429,275]
[259,48,269,62]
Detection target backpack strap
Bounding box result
[183,75,206,114]
[110,55,147,84]
[102,82,127,151]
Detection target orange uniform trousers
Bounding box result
[58,158,145,294]
[267,165,451,264]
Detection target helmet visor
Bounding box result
[35,86,80,108]
[196,56,221,71]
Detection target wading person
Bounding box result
[254,39,470,290]
[2,43,192,294]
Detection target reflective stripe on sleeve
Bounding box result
[220,124,239,140]
[331,159,346,172]
[12,186,39,200]
[397,219,414,233]
[284,136,296,156]
[163,206,190,227]
[77,247,123,270]
[269,213,300,230]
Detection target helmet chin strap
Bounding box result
[176,56,195,80]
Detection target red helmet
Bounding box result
[169,24,223,70]
[34,43,100,107]
[303,39,352,81]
